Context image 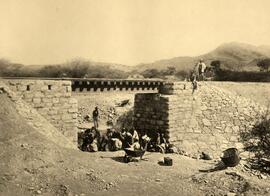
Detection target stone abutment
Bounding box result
[3,79,78,142]
[134,82,266,157]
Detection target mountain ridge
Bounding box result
[133,42,270,72]
[1,42,270,74]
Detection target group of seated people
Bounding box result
[78,127,174,153]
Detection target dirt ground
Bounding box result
[1,84,270,196]
[74,91,146,131]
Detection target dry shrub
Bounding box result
[113,109,134,131]
[240,110,270,173]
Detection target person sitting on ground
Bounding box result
[126,128,140,150]
[81,127,99,152]
[98,130,110,151]
[101,128,114,151]
[158,132,169,153]
[140,131,151,150]
[119,128,129,148]
[91,126,100,139]
[109,128,123,151]
[99,128,121,151]
[88,137,98,152]
[147,133,156,152]
[89,127,100,152]
[81,128,92,151]
[147,131,161,152]
[139,130,146,148]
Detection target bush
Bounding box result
[257,58,270,72]
[0,59,128,79]
[114,109,134,131]
[141,67,190,80]
[214,69,270,82]
[175,70,190,80]
[38,65,65,78]
[240,111,270,173]
[142,69,162,78]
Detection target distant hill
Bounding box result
[92,62,132,72]
[0,58,132,78]
[26,60,132,73]
[133,42,270,72]
[1,42,270,78]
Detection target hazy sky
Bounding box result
[0,0,270,65]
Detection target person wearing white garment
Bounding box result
[197,59,207,81]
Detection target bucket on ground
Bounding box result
[164,157,173,166]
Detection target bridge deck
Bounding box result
[1,77,165,92]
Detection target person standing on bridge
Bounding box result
[92,106,99,129]
[197,59,207,81]
[191,73,198,95]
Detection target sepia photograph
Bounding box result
[0,0,270,195]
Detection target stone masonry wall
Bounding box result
[134,93,170,138]
[134,82,266,157]
[3,79,78,142]
[0,80,75,149]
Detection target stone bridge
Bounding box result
[0,77,165,143]
[2,77,267,157]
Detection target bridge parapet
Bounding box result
[71,78,165,92]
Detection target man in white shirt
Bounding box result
[197,59,207,81]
